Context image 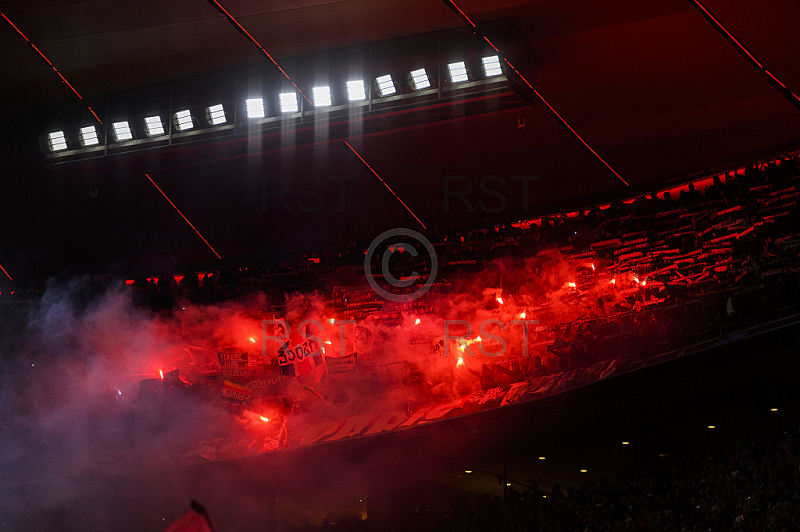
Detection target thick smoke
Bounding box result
[0,250,646,530]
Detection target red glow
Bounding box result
[125,279,134,285]
[173,275,184,284]
[145,174,222,259]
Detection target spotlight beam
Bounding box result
[0,263,12,281]
[1,11,102,125]
[144,173,222,259]
[440,0,629,187]
[205,0,312,106]
[343,141,427,230]
[687,0,800,111]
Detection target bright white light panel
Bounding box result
[174,110,193,131]
[346,80,366,101]
[79,126,99,146]
[112,121,133,141]
[482,56,503,77]
[448,61,469,83]
[207,104,227,125]
[279,93,298,113]
[410,68,430,90]
[245,98,265,118]
[376,74,396,96]
[144,116,164,136]
[313,86,332,107]
[48,131,67,152]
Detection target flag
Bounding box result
[163,501,216,532]
[222,380,251,402]
[278,333,324,377]
[303,385,328,403]
[325,353,357,374]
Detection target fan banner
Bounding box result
[217,351,248,378]
[326,353,357,374]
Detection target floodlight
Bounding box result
[279,93,298,113]
[376,74,396,96]
[448,61,469,83]
[144,116,165,136]
[409,68,431,90]
[346,80,366,101]
[48,131,67,152]
[206,104,227,125]
[112,121,133,141]
[482,55,503,77]
[312,86,332,107]
[79,125,99,146]
[174,110,194,131]
[245,98,265,118]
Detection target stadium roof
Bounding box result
[1,0,799,274]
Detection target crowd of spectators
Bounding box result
[382,425,800,532]
[275,423,800,532]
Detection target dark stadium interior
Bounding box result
[1,1,800,531]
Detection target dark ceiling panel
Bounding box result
[2,0,800,274]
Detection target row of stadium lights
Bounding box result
[46,56,504,153]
